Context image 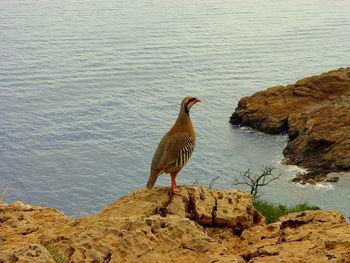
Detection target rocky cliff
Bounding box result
[230,68,350,183]
[1,187,350,263]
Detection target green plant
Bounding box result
[46,244,67,263]
[253,200,320,224]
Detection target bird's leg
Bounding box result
[170,172,181,194]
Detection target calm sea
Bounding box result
[1,0,349,218]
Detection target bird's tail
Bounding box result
[147,169,161,189]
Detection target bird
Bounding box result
[147,96,201,194]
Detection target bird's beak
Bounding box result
[195,99,202,103]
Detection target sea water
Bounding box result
[1,0,349,218]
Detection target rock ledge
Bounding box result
[1,187,350,262]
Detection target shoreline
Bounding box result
[230,67,350,184]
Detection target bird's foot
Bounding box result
[172,189,182,195]
[170,186,182,195]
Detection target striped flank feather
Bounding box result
[175,137,195,168]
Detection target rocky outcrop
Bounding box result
[230,68,350,183]
[1,187,350,262]
[237,210,350,262]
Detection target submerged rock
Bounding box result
[230,67,350,183]
[1,187,350,262]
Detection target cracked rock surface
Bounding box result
[1,187,350,262]
[230,67,350,183]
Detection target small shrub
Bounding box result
[0,184,9,203]
[46,244,67,263]
[232,166,280,198]
[208,175,220,189]
[253,200,320,224]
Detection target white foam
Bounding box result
[314,183,335,191]
[285,164,308,174]
[294,181,334,191]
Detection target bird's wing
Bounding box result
[152,132,195,171]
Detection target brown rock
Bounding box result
[0,187,260,263]
[0,243,55,263]
[1,187,349,263]
[230,68,350,183]
[238,210,350,263]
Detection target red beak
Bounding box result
[195,99,202,103]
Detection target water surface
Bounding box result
[1,0,349,218]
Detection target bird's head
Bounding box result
[181,96,201,114]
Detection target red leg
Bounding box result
[170,172,180,194]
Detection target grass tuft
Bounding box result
[46,244,67,263]
[253,200,320,224]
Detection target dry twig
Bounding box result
[232,166,280,198]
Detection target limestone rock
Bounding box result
[238,210,350,263]
[230,67,350,183]
[0,243,55,263]
[1,187,349,262]
[0,187,259,263]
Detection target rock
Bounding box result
[1,187,350,262]
[230,68,350,183]
[0,243,55,263]
[238,210,350,263]
[0,187,260,263]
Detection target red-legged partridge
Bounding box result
[147,96,201,193]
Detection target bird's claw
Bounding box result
[170,186,182,195]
